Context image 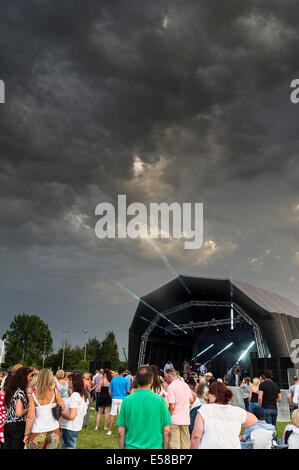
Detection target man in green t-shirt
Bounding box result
[117,366,171,449]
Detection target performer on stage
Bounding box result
[233,362,241,387]
[163,359,174,373]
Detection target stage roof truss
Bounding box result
[137,300,266,367]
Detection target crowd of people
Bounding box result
[0,362,298,450]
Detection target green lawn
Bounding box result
[77,408,290,449]
[77,408,119,449]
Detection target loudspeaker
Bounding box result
[250,356,293,389]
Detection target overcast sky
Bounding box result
[0,1,298,359]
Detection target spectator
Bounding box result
[205,372,216,385]
[191,381,257,449]
[55,370,69,402]
[125,371,134,388]
[150,365,169,407]
[82,372,93,429]
[107,367,130,436]
[187,375,196,392]
[282,409,299,448]
[1,364,23,392]
[95,369,113,431]
[258,369,282,427]
[0,386,5,448]
[24,368,65,449]
[240,377,252,411]
[117,366,171,449]
[3,367,33,449]
[240,405,276,449]
[60,372,89,449]
[248,378,260,413]
[183,360,190,376]
[93,369,104,412]
[189,377,208,436]
[164,368,195,449]
[287,376,299,410]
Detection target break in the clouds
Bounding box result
[0,0,298,355]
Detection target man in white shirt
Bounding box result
[164,360,174,373]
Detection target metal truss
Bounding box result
[165,317,243,331]
[232,303,266,358]
[137,300,266,367]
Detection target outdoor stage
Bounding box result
[128,276,299,386]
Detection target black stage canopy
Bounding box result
[128,276,299,375]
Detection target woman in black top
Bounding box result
[94,369,113,431]
[3,367,34,449]
[248,377,260,413]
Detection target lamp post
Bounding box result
[82,330,88,362]
[0,335,6,368]
[21,340,25,364]
[42,341,47,369]
[61,330,69,370]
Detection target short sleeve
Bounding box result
[197,404,207,420]
[258,382,264,392]
[108,380,113,391]
[167,385,175,404]
[15,389,27,407]
[68,392,80,408]
[125,378,130,390]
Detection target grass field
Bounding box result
[77,408,290,449]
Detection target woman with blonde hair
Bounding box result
[24,368,65,449]
[189,376,209,436]
[55,369,69,402]
[240,377,252,411]
[282,409,299,448]
[248,377,259,413]
[82,372,94,429]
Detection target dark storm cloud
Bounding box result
[0,0,298,352]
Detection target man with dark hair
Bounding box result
[117,366,171,449]
[107,368,130,436]
[258,369,282,427]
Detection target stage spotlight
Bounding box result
[238,341,255,361]
[191,343,214,361]
[210,342,233,360]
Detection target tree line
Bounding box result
[1,313,126,372]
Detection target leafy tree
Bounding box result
[73,359,90,374]
[85,337,102,362]
[99,331,120,370]
[4,314,53,368]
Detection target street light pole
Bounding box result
[61,331,69,370]
[42,341,47,369]
[21,341,25,364]
[82,330,88,362]
[0,335,6,367]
